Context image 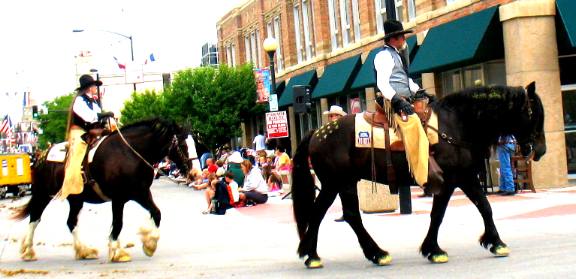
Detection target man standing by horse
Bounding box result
[59,74,114,199]
[374,19,443,193]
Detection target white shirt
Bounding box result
[243,167,268,194]
[253,134,266,151]
[228,180,240,202]
[73,94,102,123]
[374,47,420,100]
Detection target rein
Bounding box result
[116,128,155,171]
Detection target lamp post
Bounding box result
[263,37,278,111]
[89,68,102,107]
[73,29,136,92]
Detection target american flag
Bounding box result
[0,115,14,140]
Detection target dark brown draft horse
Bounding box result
[13,118,189,262]
[292,82,546,268]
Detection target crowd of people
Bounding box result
[166,144,292,215]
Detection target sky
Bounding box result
[0,0,244,119]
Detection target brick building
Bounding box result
[217,0,576,188]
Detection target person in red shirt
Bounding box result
[206,158,218,174]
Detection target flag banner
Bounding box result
[254,68,271,103]
[0,115,12,134]
[113,56,126,70]
[149,53,156,62]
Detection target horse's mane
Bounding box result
[118,118,183,139]
[436,85,526,112]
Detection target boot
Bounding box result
[426,157,444,195]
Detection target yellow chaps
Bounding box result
[394,114,429,187]
[59,127,87,199]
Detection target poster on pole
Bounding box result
[125,61,144,84]
[254,68,271,103]
[269,94,278,112]
[265,111,289,139]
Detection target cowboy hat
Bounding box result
[383,19,413,39]
[77,74,102,91]
[323,105,347,117]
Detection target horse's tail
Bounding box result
[12,153,48,221]
[11,199,31,221]
[291,131,316,241]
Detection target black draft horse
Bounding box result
[13,118,189,262]
[292,82,546,268]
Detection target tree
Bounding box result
[120,89,165,124]
[37,93,74,149]
[163,64,265,151]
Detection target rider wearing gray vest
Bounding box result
[373,19,444,193]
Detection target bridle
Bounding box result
[168,135,189,172]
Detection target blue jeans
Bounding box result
[497,144,515,192]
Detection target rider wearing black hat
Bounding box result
[373,19,443,193]
[59,74,114,199]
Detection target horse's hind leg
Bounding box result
[460,180,509,257]
[420,186,455,263]
[134,191,161,257]
[67,197,98,260]
[298,187,338,268]
[339,185,391,266]
[20,195,50,261]
[108,200,131,262]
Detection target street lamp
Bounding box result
[263,37,278,110]
[73,29,136,92]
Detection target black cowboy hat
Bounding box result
[77,74,102,91]
[384,19,413,39]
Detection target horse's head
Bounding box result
[512,82,546,161]
[165,124,191,175]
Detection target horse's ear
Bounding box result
[525,81,536,96]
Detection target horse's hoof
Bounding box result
[140,227,160,257]
[376,254,392,266]
[75,245,99,260]
[428,253,449,264]
[305,258,323,269]
[20,245,37,262]
[491,245,510,257]
[110,250,132,263]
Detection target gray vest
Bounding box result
[375,46,411,98]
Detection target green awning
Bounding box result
[410,5,502,74]
[350,36,419,90]
[313,55,361,99]
[557,0,576,48]
[277,70,317,107]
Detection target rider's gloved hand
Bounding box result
[97,111,115,120]
[391,94,414,115]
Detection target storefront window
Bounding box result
[563,88,576,174]
[440,61,504,96]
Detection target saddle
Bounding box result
[363,98,434,151]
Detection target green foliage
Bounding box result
[37,93,74,149]
[120,89,165,124]
[122,64,265,152]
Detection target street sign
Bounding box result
[265,111,289,139]
[269,94,278,112]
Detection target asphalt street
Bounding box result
[0,178,575,278]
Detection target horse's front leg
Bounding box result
[340,184,391,266]
[67,197,98,260]
[460,180,509,257]
[420,185,455,263]
[298,187,338,269]
[108,200,131,262]
[134,191,161,257]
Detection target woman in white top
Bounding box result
[239,159,268,204]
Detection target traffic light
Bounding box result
[32,105,38,119]
[293,85,312,114]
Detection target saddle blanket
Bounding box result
[355,113,401,149]
[46,136,109,163]
[355,112,439,149]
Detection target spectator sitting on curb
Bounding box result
[239,159,268,205]
[224,171,240,206]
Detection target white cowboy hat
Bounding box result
[323,105,347,117]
